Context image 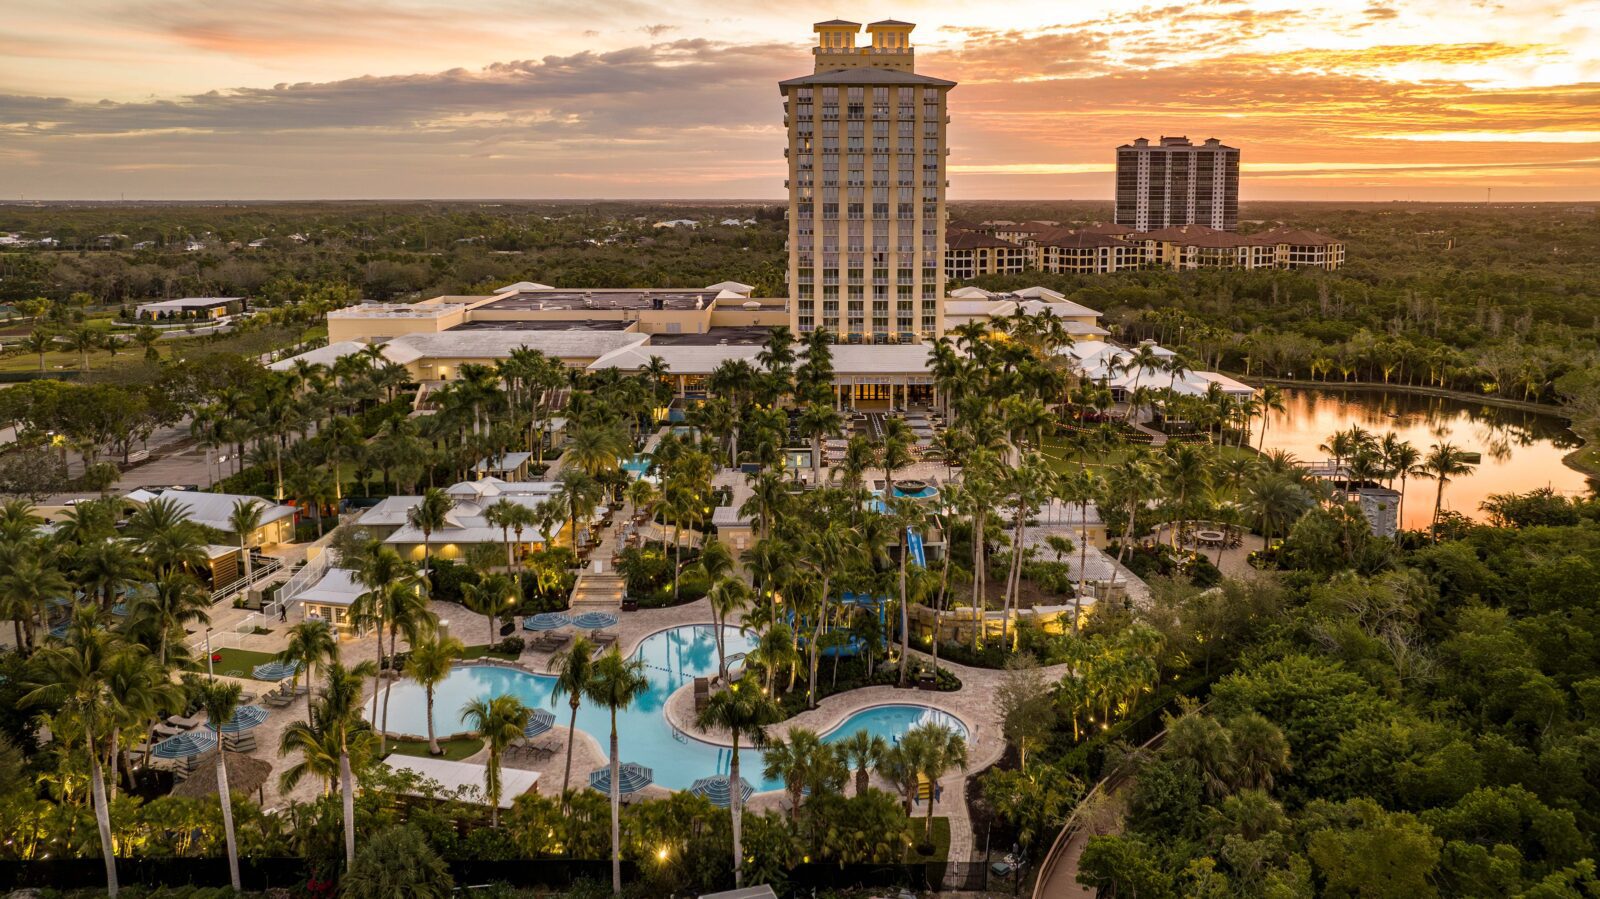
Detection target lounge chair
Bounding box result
[153,723,185,738]
[592,631,617,649]
[167,712,204,729]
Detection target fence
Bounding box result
[0,858,630,892]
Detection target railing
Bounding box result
[208,555,284,604]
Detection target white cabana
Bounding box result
[382,756,539,808]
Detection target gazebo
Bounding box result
[170,752,275,805]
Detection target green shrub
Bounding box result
[341,825,452,899]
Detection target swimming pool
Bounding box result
[620,454,651,476]
[374,624,967,791]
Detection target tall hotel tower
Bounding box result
[1115,136,1240,232]
[781,20,955,342]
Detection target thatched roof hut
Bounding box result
[171,752,274,803]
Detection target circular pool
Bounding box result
[892,479,939,500]
[373,624,967,792]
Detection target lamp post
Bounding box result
[205,626,215,679]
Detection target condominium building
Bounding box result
[946,229,1030,281]
[1115,137,1240,232]
[781,19,955,342]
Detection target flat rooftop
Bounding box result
[481,289,720,312]
[647,326,773,346]
[449,319,634,332]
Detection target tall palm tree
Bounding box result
[547,634,597,808]
[1419,441,1476,539]
[316,659,378,867]
[1254,384,1287,451]
[705,577,751,682]
[23,328,54,372]
[904,722,967,839]
[22,610,122,895]
[125,497,207,576]
[196,680,245,892]
[697,679,781,889]
[408,631,464,756]
[586,648,649,895]
[407,488,454,584]
[460,694,532,826]
[132,570,211,669]
[277,619,339,693]
[375,579,435,750]
[797,402,844,484]
[227,499,265,586]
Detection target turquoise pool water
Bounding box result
[892,485,938,499]
[620,454,651,475]
[375,624,967,791]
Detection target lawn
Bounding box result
[460,644,521,662]
[386,737,485,762]
[904,816,950,863]
[208,646,287,679]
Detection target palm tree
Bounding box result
[546,634,597,809]
[904,722,967,839]
[132,570,211,669]
[317,659,378,867]
[23,328,54,372]
[277,619,338,693]
[1383,438,1422,538]
[376,580,435,750]
[1419,441,1476,539]
[408,631,464,756]
[407,488,454,584]
[797,402,843,484]
[587,648,650,895]
[1255,384,1287,450]
[196,680,245,892]
[460,694,532,826]
[21,612,122,895]
[838,730,887,796]
[461,573,516,646]
[697,679,782,888]
[761,726,841,820]
[0,552,70,654]
[227,499,265,586]
[1241,473,1311,551]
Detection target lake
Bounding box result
[1260,388,1595,529]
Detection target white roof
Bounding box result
[268,340,369,372]
[1017,298,1103,319]
[704,280,755,295]
[828,343,934,375]
[712,505,752,528]
[496,281,554,293]
[589,344,760,375]
[293,568,365,608]
[125,489,294,531]
[382,330,648,365]
[942,300,1009,316]
[136,297,239,311]
[476,452,533,472]
[382,755,538,808]
[356,495,423,528]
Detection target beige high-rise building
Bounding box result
[781,19,955,342]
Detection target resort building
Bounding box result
[353,479,566,563]
[121,488,296,548]
[782,19,954,342]
[945,229,1031,281]
[134,297,242,320]
[1114,136,1240,232]
[1034,229,1145,274]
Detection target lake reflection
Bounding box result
[1261,389,1594,529]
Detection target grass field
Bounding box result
[460,644,521,662]
[904,816,950,863]
[207,646,287,679]
[386,737,485,762]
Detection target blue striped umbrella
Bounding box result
[218,705,269,734]
[151,729,217,759]
[571,611,618,630]
[523,612,570,632]
[523,708,557,738]
[589,762,652,794]
[689,775,754,809]
[251,660,299,681]
[48,621,70,639]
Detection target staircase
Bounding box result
[569,573,625,610]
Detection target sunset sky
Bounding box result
[1,0,1596,201]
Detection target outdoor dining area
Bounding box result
[1172,520,1244,550]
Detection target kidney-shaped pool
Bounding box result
[373,623,967,792]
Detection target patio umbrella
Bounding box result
[689,775,754,809]
[523,708,557,738]
[217,705,270,734]
[589,762,653,794]
[48,621,70,639]
[151,729,217,759]
[571,611,618,630]
[251,660,299,681]
[523,612,571,632]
